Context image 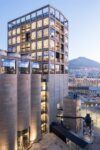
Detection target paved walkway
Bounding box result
[30,133,68,150]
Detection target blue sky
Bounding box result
[0,0,100,62]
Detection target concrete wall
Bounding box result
[17,74,31,131]
[48,74,68,126]
[63,98,81,132]
[0,74,17,150]
[30,74,41,142]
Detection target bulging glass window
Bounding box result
[12,37,16,44]
[31,22,36,29]
[43,28,48,37]
[12,29,16,36]
[31,42,36,50]
[37,41,42,49]
[37,30,42,38]
[37,20,42,28]
[31,32,36,40]
[17,45,20,53]
[50,40,55,49]
[43,18,49,26]
[17,28,20,34]
[43,40,49,49]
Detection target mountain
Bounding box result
[69,57,100,69]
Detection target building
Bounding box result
[0,4,69,150]
[69,75,100,87]
[0,50,42,150]
[8,4,68,135]
[63,95,81,132]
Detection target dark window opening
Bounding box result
[26,32,30,42]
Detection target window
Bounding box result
[31,32,36,40]
[31,42,36,50]
[26,24,31,31]
[26,42,30,48]
[37,20,42,28]
[8,30,11,37]
[8,38,11,45]
[37,52,42,61]
[43,64,48,73]
[43,18,49,26]
[41,91,47,101]
[55,65,60,73]
[12,29,16,35]
[43,51,48,61]
[49,51,55,61]
[50,64,55,73]
[37,41,42,49]
[12,37,16,44]
[1,59,16,74]
[21,43,25,51]
[17,28,20,34]
[50,40,55,49]
[31,53,36,60]
[37,30,42,38]
[43,28,48,37]
[43,40,49,49]
[31,22,36,29]
[50,18,55,27]
[26,32,31,42]
[50,28,55,38]
[17,36,20,43]
[41,82,46,90]
[17,45,20,53]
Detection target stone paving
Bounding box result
[30,127,100,150]
[30,133,68,150]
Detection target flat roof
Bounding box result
[51,123,89,149]
[8,4,68,24]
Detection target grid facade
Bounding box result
[8,5,68,74]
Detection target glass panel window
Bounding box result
[49,51,55,61]
[41,82,46,90]
[12,29,16,36]
[37,20,42,28]
[8,38,11,45]
[8,30,11,37]
[17,45,20,53]
[50,28,55,38]
[37,52,42,61]
[37,41,42,49]
[26,24,31,32]
[37,30,42,38]
[55,65,60,73]
[12,37,16,44]
[43,51,48,61]
[43,18,49,26]
[43,64,48,73]
[50,64,55,73]
[31,32,36,40]
[17,28,20,34]
[50,18,55,27]
[43,28,48,37]
[50,40,55,49]
[31,53,36,60]
[17,36,20,43]
[31,42,36,50]
[31,22,36,29]
[43,40,49,49]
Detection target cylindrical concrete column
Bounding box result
[17,74,31,131]
[0,74,17,150]
[30,74,41,142]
